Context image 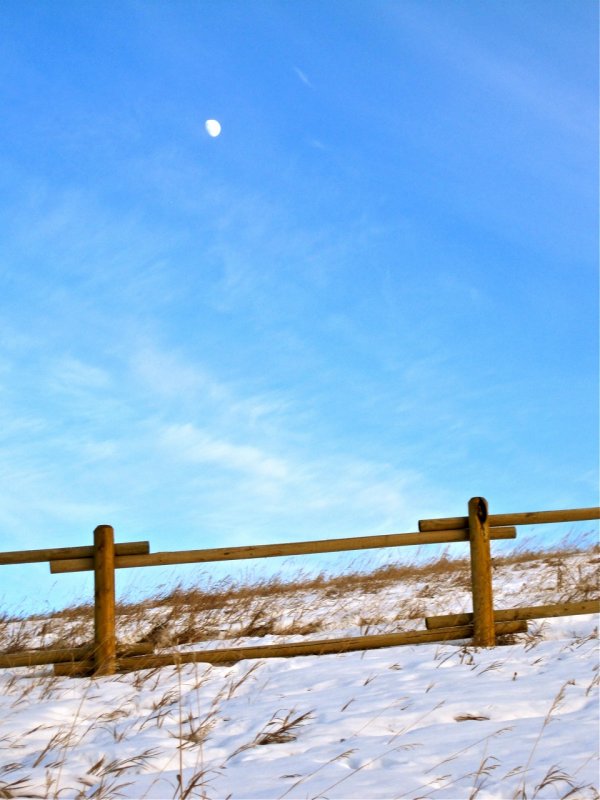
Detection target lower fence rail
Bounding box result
[54,620,530,677]
[425,599,600,630]
[0,642,154,669]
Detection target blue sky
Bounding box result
[0,1,598,612]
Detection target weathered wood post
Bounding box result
[93,524,116,675]
[468,497,496,647]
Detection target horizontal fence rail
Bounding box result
[0,541,150,566]
[49,526,517,574]
[54,621,531,676]
[0,500,598,676]
[419,507,600,532]
[0,642,154,669]
[425,599,600,630]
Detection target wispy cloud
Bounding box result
[50,356,111,392]
[0,321,444,561]
[160,423,289,481]
[388,1,595,142]
[132,347,225,404]
[293,66,313,88]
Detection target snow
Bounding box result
[0,552,598,799]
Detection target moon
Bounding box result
[205,119,222,138]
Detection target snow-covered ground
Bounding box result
[0,550,598,799]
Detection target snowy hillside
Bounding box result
[0,546,598,799]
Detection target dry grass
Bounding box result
[229,708,315,757]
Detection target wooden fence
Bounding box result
[0,498,598,677]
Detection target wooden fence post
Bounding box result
[93,524,116,675]
[468,497,496,647]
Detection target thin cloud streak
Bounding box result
[293,66,313,88]
[160,423,290,481]
[387,1,595,141]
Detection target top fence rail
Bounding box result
[419,506,600,532]
[49,526,517,573]
[2,505,596,569]
[0,541,150,566]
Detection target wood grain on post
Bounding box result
[53,620,528,676]
[48,526,517,574]
[468,497,496,647]
[93,525,116,676]
[419,506,600,532]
